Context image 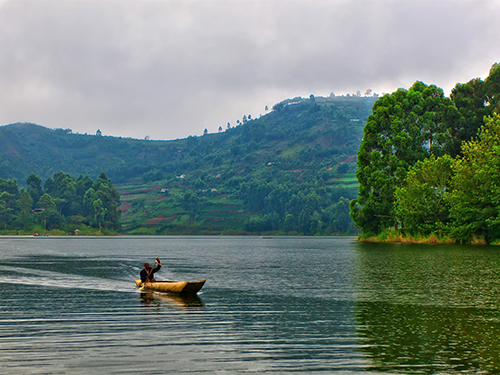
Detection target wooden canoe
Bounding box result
[135,279,206,294]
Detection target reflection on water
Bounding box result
[139,291,205,311]
[357,302,500,374]
[2,236,500,373]
[0,236,368,374]
[354,242,500,374]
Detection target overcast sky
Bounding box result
[1,0,499,140]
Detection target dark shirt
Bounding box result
[140,264,161,282]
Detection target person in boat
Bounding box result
[140,258,162,282]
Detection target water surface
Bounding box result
[1,236,499,374]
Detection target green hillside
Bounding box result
[0,95,376,235]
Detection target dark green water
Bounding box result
[0,236,499,374]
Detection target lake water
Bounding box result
[1,236,500,374]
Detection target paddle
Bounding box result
[145,260,158,283]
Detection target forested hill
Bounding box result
[1,95,376,235]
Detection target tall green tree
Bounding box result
[351,82,457,235]
[0,191,14,230]
[92,172,121,231]
[27,173,44,208]
[36,193,61,230]
[92,198,106,233]
[16,190,34,229]
[17,190,33,218]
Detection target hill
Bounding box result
[0,95,376,235]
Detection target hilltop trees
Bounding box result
[0,171,121,233]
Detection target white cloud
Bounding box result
[0,0,499,140]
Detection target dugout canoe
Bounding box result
[135,279,206,294]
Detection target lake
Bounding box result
[1,236,500,374]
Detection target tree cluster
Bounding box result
[0,171,121,233]
[396,114,500,243]
[237,172,357,235]
[1,95,376,235]
[351,63,500,242]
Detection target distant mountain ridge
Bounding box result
[0,95,376,235]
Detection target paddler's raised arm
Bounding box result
[153,258,162,272]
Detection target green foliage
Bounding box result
[182,191,200,223]
[395,155,454,236]
[352,82,457,235]
[448,114,500,244]
[1,95,376,235]
[0,172,121,234]
[353,63,500,238]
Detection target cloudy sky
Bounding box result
[1,0,499,140]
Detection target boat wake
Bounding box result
[0,265,134,293]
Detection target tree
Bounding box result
[0,170,121,233]
[448,63,500,156]
[14,190,34,229]
[27,173,43,207]
[91,172,121,231]
[37,193,56,210]
[395,155,454,236]
[36,193,60,230]
[0,179,18,196]
[182,192,200,223]
[83,188,97,217]
[485,63,500,113]
[17,190,33,218]
[93,198,106,233]
[449,114,500,243]
[0,191,14,230]
[329,197,355,233]
[351,82,459,235]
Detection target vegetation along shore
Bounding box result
[1,63,500,241]
[351,63,500,244]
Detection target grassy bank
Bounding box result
[356,230,489,245]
